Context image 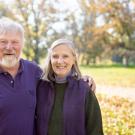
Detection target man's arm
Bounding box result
[82,75,96,92]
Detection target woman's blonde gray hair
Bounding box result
[42,39,82,81]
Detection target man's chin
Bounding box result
[0,62,18,68]
[0,58,19,68]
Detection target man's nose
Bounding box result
[5,42,13,50]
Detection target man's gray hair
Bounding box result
[0,17,24,39]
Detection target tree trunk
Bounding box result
[123,56,129,67]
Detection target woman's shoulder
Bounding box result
[78,78,91,89]
[70,78,91,93]
[37,79,52,88]
[36,79,53,96]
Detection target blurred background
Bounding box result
[0,0,135,134]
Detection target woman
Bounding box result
[36,39,104,135]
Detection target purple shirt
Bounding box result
[0,59,42,135]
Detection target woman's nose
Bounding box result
[57,57,64,63]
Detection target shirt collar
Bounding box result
[18,59,24,73]
[0,66,4,73]
[0,58,24,74]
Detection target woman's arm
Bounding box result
[85,90,104,135]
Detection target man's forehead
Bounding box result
[0,33,22,39]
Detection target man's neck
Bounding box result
[0,63,20,78]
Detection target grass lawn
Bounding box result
[80,65,135,88]
[80,65,135,134]
[97,94,135,135]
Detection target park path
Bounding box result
[96,85,135,101]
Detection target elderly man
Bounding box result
[0,17,42,135]
[0,17,96,135]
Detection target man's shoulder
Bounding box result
[77,79,91,92]
[21,59,37,66]
[21,59,42,72]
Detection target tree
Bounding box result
[101,0,135,66]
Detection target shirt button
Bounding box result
[11,80,14,84]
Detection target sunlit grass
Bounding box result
[80,65,135,134]
[80,65,135,87]
[97,94,135,135]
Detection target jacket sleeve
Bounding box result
[85,90,104,135]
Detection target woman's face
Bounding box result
[51,44,75,78]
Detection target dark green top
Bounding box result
[48,83,67,135]
[48,82,103,135]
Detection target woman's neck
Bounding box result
[55,75,67,83]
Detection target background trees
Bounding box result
[0,0,135,66]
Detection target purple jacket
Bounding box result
[36,76,90,135]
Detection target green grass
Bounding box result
[80,65,135,88]
[80,65,135,134]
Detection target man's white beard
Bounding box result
[0,55,19,68]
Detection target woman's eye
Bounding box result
[63,55,68,58]
[52,55,59,59]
